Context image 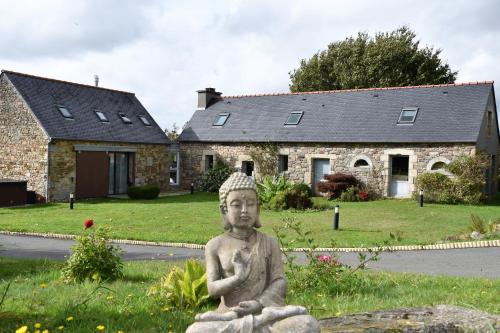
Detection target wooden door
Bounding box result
[76,151,109,199]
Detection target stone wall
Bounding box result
[0,75,49,200]
[180,142,476,196]
[49,140,169,201]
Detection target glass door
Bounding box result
[108,152,135,195]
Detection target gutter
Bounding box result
[46,138,52,202]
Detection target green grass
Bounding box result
[0,257,498,333]
[0,193,499,247]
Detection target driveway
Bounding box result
[1,234,499,278]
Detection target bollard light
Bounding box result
[419,189,424,208]
[333,205,340,230]
[190,182,194,195]
[69,192,74,210]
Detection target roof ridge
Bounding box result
[222,81,495,99]
[1,69,135,95]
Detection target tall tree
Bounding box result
[289,27,457,92]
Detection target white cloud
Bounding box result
[0,0,498,130]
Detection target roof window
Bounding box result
[398,108,418,124]
[58,106,73,119]
[95,110,109,122]
[285,111,303,125]
[138,115,151,126]
[213,113,230,126]
[118,112,132,124]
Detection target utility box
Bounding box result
[0,179,27,207]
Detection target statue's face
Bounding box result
[224,189,258,230]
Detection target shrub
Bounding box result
[62,224,123,284]
[338,186,359,202]
[317,173,358,199]
[284,187,313,209]
[257,175,293,204]
[147,259,210,309]
[262,182,313,211]
[415,172,452,202]
[291,183,313,197]
[199,160,234,192]
[127,184,160,199]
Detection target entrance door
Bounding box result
[390,155,409,197]
[313,159,330,195]
[108,152,135,195]
[76,151,109,199]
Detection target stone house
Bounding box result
[0,70,171,202]
[179,83,499,198]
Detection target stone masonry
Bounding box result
[180,142,476,196]
[0,75,49,200]
[49,140,169,201]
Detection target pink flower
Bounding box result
[83,219,94,229]
[316,254,333,263]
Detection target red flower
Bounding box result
[83,219,94,229]
[359,191,368,201]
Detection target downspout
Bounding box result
[46,138,52,202]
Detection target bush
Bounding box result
[262,182,313,210]
[147,259,210,309]
[127,184,160,199]
[338,186,359,202]
[284,187,313,209]
[291,183,313,197]
[415,172,452,202]
[317,173,358,199]
[62,225,123,284]
[199,160,234,192]
[257,175,293,204]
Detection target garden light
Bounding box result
[333,204,340,230]
[69,192,74,210]
[190,182,194,194]
[419,189,424,208]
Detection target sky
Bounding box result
[1,0,499,131]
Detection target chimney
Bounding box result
[94,75,99,87]
[197,87,222,110]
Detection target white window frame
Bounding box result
[169,152,180,185]
[398,107,419,124]
[285,111,303,125]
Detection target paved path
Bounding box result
[1,234,499,278]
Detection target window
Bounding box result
[138,115,151,126]
[398,108,418,123]
[285,111,303,125]
[95,110,108,122]
[431,161,447,171]
[58,106,73,119]
[213,113,230,126]
[354,159,369,167]
[487,110,493,136]
[170,152,179,185]
[278,155,288,172]
[118,112,132,124]
[205,155,214,171]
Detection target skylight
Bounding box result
[398,108,418,124]
[285,111,303,125]
[58,106,73,119]
[213,113,229,126]
[118,112,132,124]
[95,110,109,122]
[138,115,151,126]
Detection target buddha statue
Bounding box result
[186,172,320,333]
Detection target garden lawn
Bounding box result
[0,257,499,333]
[0,193,499,247]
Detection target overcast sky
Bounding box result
[1,0,499,130]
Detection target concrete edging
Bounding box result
[1,230,499,252]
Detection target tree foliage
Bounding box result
[289,26,457,92]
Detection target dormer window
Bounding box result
[118,112,132,124]
[58,106,73,119]
[285,111,303,125]
[213,113,229,126]
[95,110,109,122]
[398,108,418,124]
[138,115,151,126]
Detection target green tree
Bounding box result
[289,26,457,92]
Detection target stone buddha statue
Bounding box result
[186,172,320,333]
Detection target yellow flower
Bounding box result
[96,325,105,331]
[35,330,41,333]
[40,283,48,288]
[42,330,49,333]
[57,325,64,330]
[66,316,74,321]
[35,323,42,328]
[15,326,28,333]
[106,295,114,300]
[117,331,124,333]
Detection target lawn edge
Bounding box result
[1,230,499,252]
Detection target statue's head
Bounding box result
[219,172,261,230]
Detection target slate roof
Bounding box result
[180,82,495,143]
[2,70,169,144]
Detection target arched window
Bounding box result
[354,159,369,167]
[431,161,447,171]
